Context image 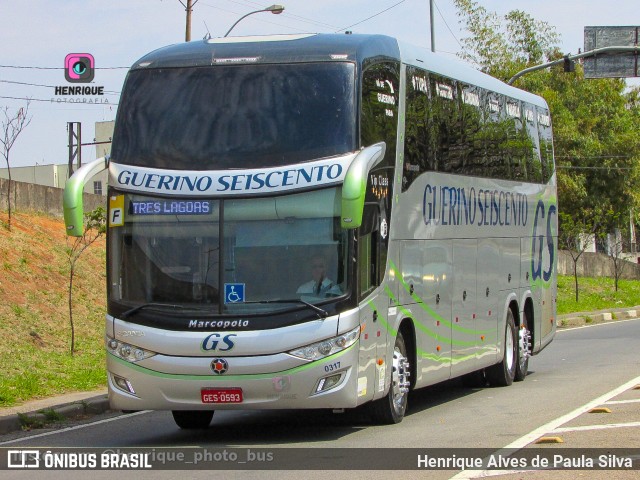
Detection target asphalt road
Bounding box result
[2,319,639,479]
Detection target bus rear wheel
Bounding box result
[486,309,517,387]
[369,331,410,424]
[172,410,214,429]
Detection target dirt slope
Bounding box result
[0,211,106,406]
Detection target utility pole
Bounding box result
[68,122,81,176]
[179,0,199,42]
[429,0,435,52]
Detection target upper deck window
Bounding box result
[112,63,356,170]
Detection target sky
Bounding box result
[1,0,639,168]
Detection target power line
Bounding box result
[433,0,463,50]
[215,0,339,30]
[556,165,635,170]
[0,79,121,96]
[336,0,408,33]
[0,64,129,70]
[198,1,309,35]
[556,155,634,159]
[0,95,118,106]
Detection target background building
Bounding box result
[0,120,112,196]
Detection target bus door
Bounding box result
[357,204,390,401]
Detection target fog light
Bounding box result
[315,373,342,393]
[112,374,136,395]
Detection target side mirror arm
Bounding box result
[63,156,109,237]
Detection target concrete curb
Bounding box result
[0,392,111,436]
[557,306,640,326]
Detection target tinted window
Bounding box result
[360,61,399,292]
[112,63,356,169]
[360,61,399,169]
[403,65,550,188]
[537,108,554,182]
[403,66,432,188]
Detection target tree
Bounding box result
[558,212,601,302]
[603,210,627,292]
[0,102,32,230]
[66,206,106,355]
[539,68,640,232]
[453,0,560,79]
[453,1,640,244]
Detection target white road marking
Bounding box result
[552,421,640,433]
[449,374,640,479]
[605,399,640,405]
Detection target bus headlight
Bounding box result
[106,336,156,363]
[288,326,360,361]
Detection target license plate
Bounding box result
[201,388,243,404]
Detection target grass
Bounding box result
[556,275,640,315]
[17,408,65,430]
[0,211,106,408]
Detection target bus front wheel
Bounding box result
[172,410,214,429]
[369,331,410,424]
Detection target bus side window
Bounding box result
[358,204,380,299]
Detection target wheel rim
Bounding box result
[518,325,531,369]
[391,347,410,415]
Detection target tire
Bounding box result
[172,410,214,429]
[486,309,517,387]
[514,310,531,382]
[369,330,411,424]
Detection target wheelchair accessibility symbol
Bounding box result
[224,283,245,304]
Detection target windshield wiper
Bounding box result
[119,303,210,319]
[243,299,329,319]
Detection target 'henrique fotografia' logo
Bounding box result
[64,53,95,83]
[53,53,107,103]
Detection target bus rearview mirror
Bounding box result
[341,142,386,229]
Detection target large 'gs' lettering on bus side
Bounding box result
[531,199,556,283]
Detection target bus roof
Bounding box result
[397,40,548,108]
[130,33,548,109]
[131,33,400,70]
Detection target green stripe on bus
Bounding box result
[365,297,494,364]
[388,260,493,335]
[384,285,478,347]
[366,299,397,337]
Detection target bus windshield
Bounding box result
[111,62,357,170]
[108,187,350,316]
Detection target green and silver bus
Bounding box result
[64,33,557,429]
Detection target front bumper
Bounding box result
[107,343,360,411]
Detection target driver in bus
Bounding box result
[297,255,342,297]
